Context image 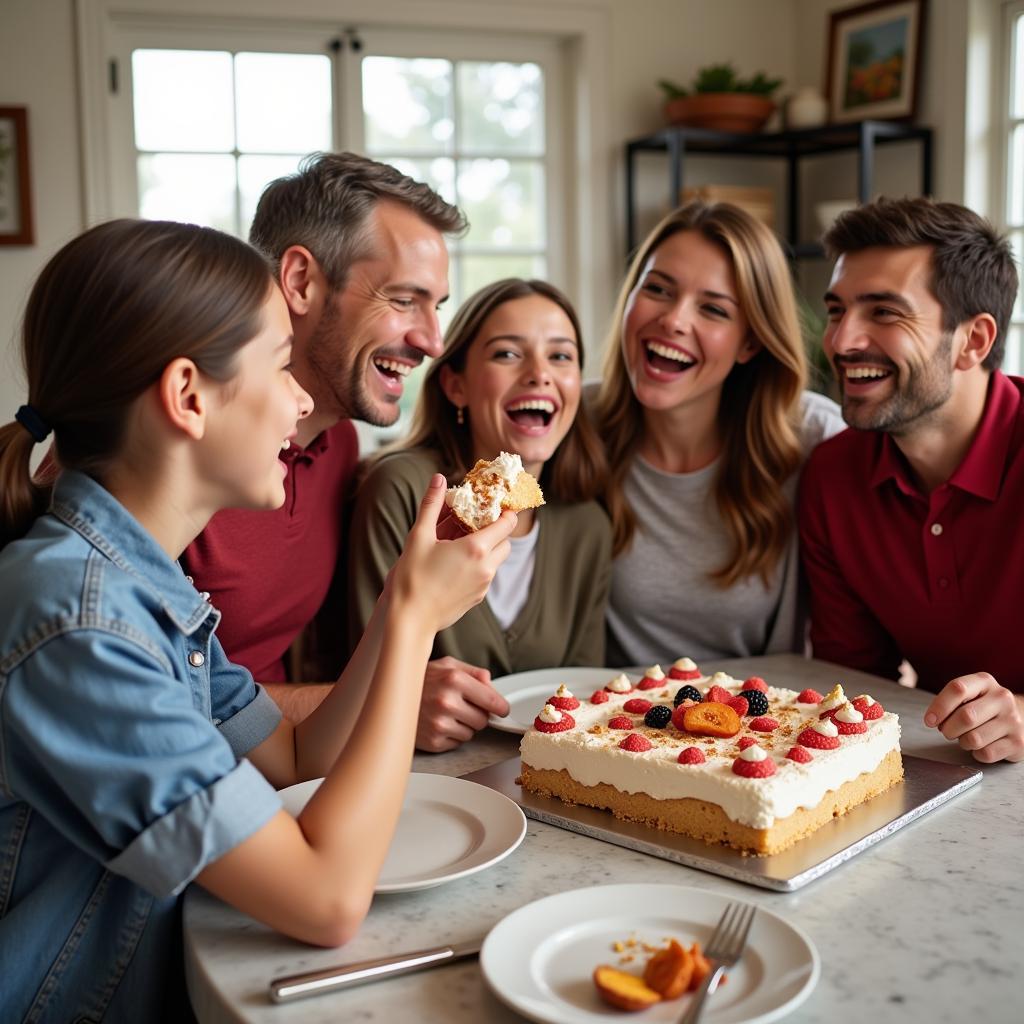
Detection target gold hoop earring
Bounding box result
[456,406,465,426]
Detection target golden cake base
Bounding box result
[518,749,904,856]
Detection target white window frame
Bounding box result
[74,0,613,354]
[998,0,1024,373]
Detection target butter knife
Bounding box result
[269,940,482,1004]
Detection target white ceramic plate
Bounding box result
[488,667,641,734]
[278,773,526,894]
[480,883,819,1024]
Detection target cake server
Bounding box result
[269,939,481,1004]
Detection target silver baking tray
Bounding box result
[463,755,982,892]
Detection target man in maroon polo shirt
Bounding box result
[799,196,1023,764]
[182,153,511,738]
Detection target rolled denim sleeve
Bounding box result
[208,636,282,756]
[2,628,282,898]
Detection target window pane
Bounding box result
[458,159,545,247]
[1014,14,1024,118]
[1007,325,1023,374]
[235,53,332,153]
[457,62,544,155]
[239,154,305,235]
[459,254,547,299]
[1011,233,1024,321]
[387,157,457,206]
[138,153,236,232]
[1011,125,1024,226]
[132,50,234,151]
[363,57,453,153]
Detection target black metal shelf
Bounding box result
[625,119,933,257]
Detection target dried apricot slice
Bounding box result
[687,942,726,992]
[681,702,741,738]
[643,939,693,1000]
[593,965,662,1011]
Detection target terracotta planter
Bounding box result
[664,94,776,133]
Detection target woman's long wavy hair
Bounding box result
[387,278,606,502]
[594,202,807,586]
[0,219,273,550]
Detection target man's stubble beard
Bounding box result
[306,301,400,428]
[841,331,954,435]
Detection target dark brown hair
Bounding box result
[0,218,273,549]
[249,152,467,288]
[595,202,806,586]
[824,196,1019,370]
[386,278,606,503]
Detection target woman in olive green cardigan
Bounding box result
[348,279,610,752]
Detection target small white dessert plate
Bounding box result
[278,773,526,894]
[480,883,819,1024]
[488,666,642,734]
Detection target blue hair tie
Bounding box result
[15,404,51,444]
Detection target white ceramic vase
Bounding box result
[786,87,828,129]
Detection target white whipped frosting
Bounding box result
[673,657,697,671]
[538,704,562,724]
[835,703,864,724]
[607,673,633,693]
[644,665,665,680]
[819,684,847,713]
[445,451,523,528]
[739,744,768,762]
[855,694,877,706]
[555,684,574,698]
[710,672,731,685]
[521,676,900,829]
[810,718,839,737]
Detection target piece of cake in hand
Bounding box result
[444,451,544,531]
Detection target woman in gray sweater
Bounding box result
[349,279,610,751]
[594,202,843,667]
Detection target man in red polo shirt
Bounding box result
[183,153,511,738]
[799,196,1023,764]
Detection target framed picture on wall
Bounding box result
[826,0,927,124]
[0,106,34,246]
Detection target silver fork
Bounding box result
[679,902,756,1024]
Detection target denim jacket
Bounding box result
[0,472,282,1023]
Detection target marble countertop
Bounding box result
[184,655,1022,1023]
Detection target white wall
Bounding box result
[0,0,83,420]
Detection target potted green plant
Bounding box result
[659,64,783,133]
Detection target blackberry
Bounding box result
[644,705,673,728]
[737,689,769,716]
[673,685,703,707]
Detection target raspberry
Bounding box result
[547,695,580,711]
[644,705,673,729]
[673,685,703,706]
[786,745,813,763]
[749,716,779,732]
[727,696,749,717]
[835,719,868,735]
[852,696,884,720]
[743,677,769,693]
[608,715,634,730]
[705,685,732,704]
[798,727,841,749]
[737,690,769,716]
[590,690,610,704]
[534,712,575,733]
[623,698,653,714]
[619,733,653,752]
[797,688,823,704]
[671,704,689,731]
[678,746,706,764]
[738,736,759,750]
[731,755,777,778]
[638,675,666,691]
[669,666,702,680]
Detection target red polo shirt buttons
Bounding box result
[930,523,943,535]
